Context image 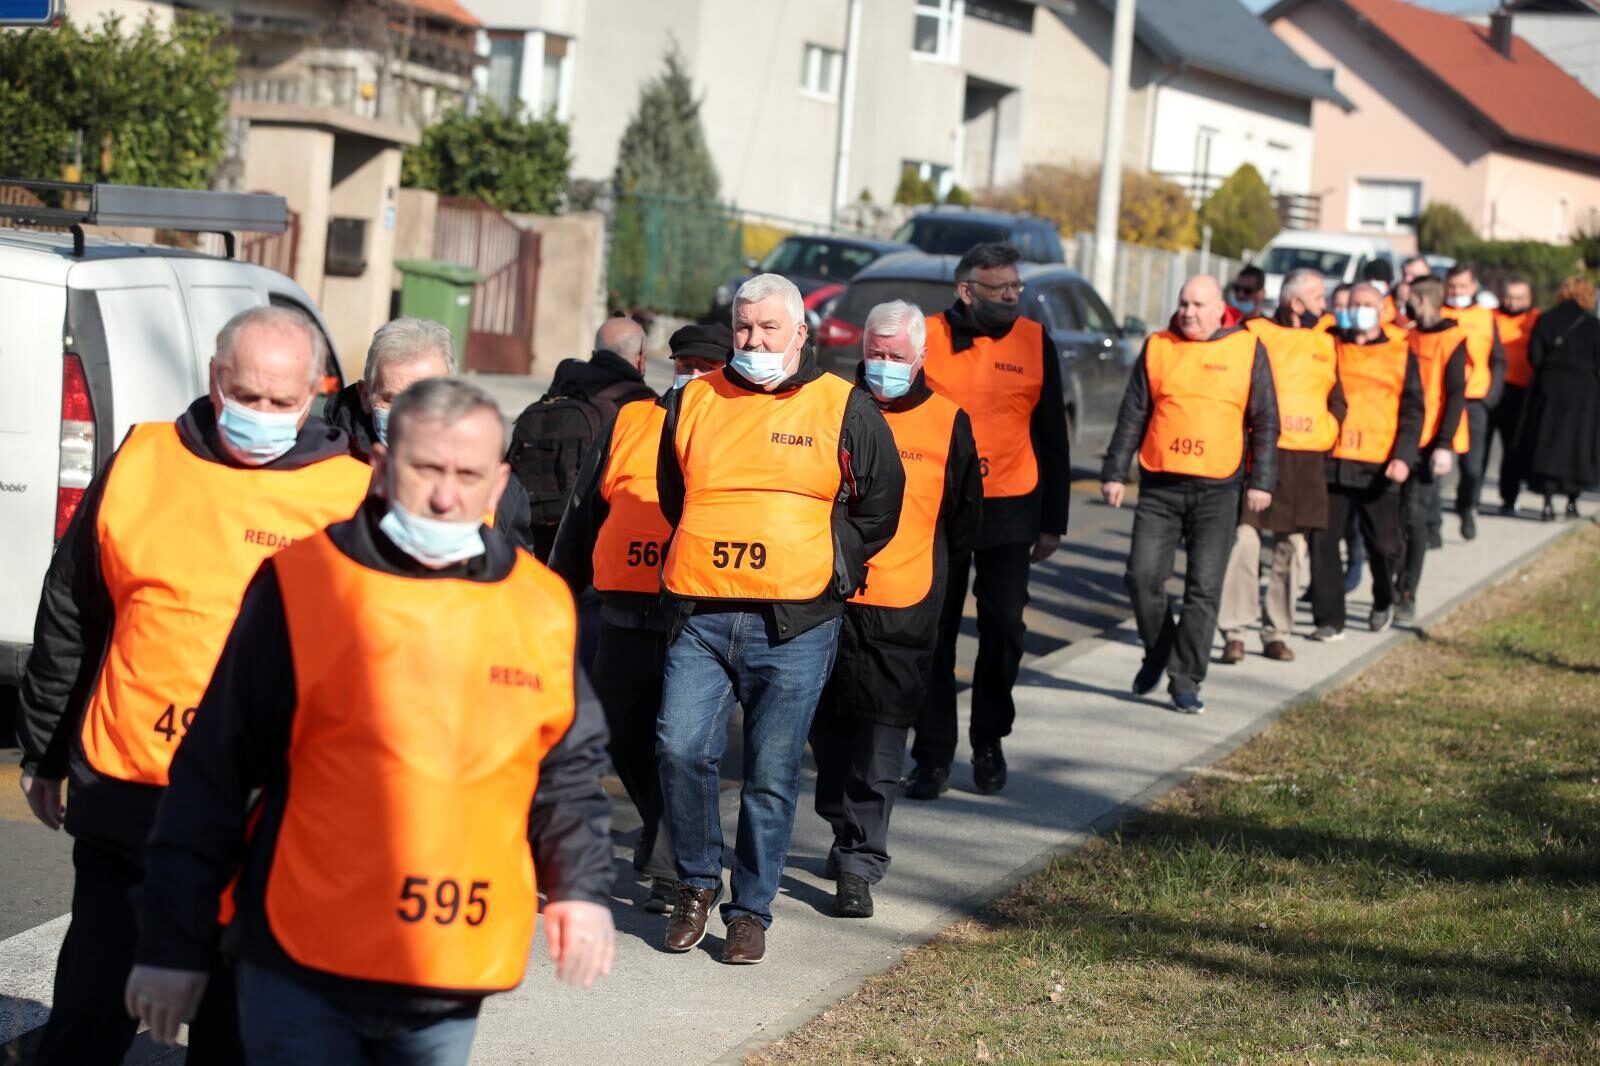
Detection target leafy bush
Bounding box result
[979,164,1197,251]
[942,183,975,207]
[1197,164,1279,259]
[402,102,571,215]
[1418,202,1476,259]
[894,167,938,206]
[0,14,235,189]
[1453,239,1586,304]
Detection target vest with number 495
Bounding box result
[1137,330,1257,478]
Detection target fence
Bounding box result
[607,191,745,317]
[433,197,542,374]
[1063,233,1243,328]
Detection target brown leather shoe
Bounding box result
[664,885,718,953]
[1220,639,1246,664]
[722,915,766,965]
[1263,640,1295,662]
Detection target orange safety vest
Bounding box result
[1332,334,1409,464]
[1137,330,1258,478]
[1411,326,1471,453]
[592,400,672,594]
[1245,318,1339,452]
[1382,322,1409,344]
[923,313,1045,498]
[81,423,369,786]
[1495,309,1540,388]
[851,393,960,610]
[662,371,851,602]
[1380,293,1398,325]
[267,531,576,992]
[1440,303,1497,400]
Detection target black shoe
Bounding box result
[1542,500,1557,522]
[1497,502,1516,517]
[1427,530,1444,550]
[1460,510,1477,541]
[1132,656,1164,696]
[1566,500,1582,520]
[834,873,874,918]
[904,763,950,800]
[1171,690,1205,715]
[972,742,1007,794]
[1394,595,1416,623]
[643,876,678,914]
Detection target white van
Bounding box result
[0,206,341,701]
[1255,231,1401,307]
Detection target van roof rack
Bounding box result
[0,178,287,258]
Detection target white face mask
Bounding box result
[1447,294,1475,309]
[378,499,486,569]
[217,395,308,466]
[672,373,700,391]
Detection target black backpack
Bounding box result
[508,379,643,529]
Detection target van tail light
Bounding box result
[804,283,845,312]
[816,315,864,349]
[57,353,96,541]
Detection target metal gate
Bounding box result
[433,198,542,373]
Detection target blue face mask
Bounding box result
[1352,305,1381,333]
[863,358,916,400]
[1334,309,1354,331]
[1227,295,1256,314]
[730,326,797,388]
[378,498,485,569]
[218,395,306,466]
[371,404,391,445]
[672,373,699,391]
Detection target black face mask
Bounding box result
[1403,303,1421,322]
[970,296,1021,333]
[1501,304,1531,316]
[1299,309,1321,329]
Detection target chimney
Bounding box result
[1489,8,1514,59]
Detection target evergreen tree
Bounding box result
[614,42,720,200]
[1197,164,1281,259]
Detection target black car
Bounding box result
[892,207,1065,264]
[814,252,1148,466]
[708,234,911,326]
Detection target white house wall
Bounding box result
[1148,68,1314,197]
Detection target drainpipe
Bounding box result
[831,0,864,230]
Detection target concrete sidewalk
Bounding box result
[471,506,1584,1066]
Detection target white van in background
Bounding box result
[0,194,341,719]
[1255,231,1402,308]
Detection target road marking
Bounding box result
[0,914,66,1044]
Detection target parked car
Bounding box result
[0,206,344,737]
[813,252,1146,466]
[893,206,1065,263]
[707,233,911,327]
[1255,231,1400,307]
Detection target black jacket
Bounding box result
[1414,321,1470,455]
[548,394,671,631]
[1325,329,1425,491]
[549,349,658,409]
[1100,326,1280,493]
[134,497,613,1012]
[656,350,906,642]
[823,369,982,727]
[941,301,1071,547]
[17,398,357,861]
[323,382,536,552]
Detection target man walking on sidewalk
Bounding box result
[811,300,981,919]
[907,242,1070,800]
[655,274,903,965]
[1491,276,1539,514]
[1218,268,1340,660]
[1101,276,1279,715]
[1440,264,1505,540]
[1310,283,1424,635]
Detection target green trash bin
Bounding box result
[394,259,483,369]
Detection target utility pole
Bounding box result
[1092,0,1137,300]
[831,0,863,231]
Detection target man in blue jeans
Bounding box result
[655,273,904,964]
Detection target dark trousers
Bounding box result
[912,542,1030,770]
[591,621,673,880]
[810,715,909,883]
[1454,399,1492,515]
[35,839,242,1066]
[1310,484,1401,629]
[1493,385,1528,506]
[1125,482,1239,696]
[1400,466,1441,600]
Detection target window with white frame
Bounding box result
[903,159,953,199]
[1353,179,1422,233]
[484,33,524,113]
[800,43,841,98]
[913,0,963,63]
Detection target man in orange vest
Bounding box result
[548,322,731,915]
[1218,268,1339,660]
[906,242,1071,800]
[1491,275,1539,514]
[1397,276,1470,622]
[655,274,904,965]
[1310,283,1425,635]
[15,306,372,1065]
[1102,276,1279,714]
[1390,256,1432,331]
[1229,265,1267,321]
[1363,260,1398,325]
[1440,263,1506,540]
[126,379,616,1062]
[810,300,982,920]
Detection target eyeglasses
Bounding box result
[1232,286,1259,298]
[968,280,1025,297]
